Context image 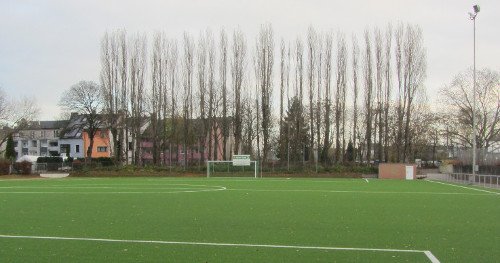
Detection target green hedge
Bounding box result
[37,157,63,163]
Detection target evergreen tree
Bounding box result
[277,96,310,162]
[345,140,355,163]
[4,134,16,160]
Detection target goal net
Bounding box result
[207,161,259,178]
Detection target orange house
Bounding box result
[82,129,111,158]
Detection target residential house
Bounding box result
[13,121,67,159]
[59,113,85,158]
[83,129,111,158]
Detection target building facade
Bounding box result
[13,121,66,159]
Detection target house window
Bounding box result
[32,140,37,147]
[54,130,59,137]
[76,145,80,153]
[97,146,107,152]
[41,131,46,137]
[100,131,105,138]
[30,131,35,138]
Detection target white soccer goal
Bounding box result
[206,161,259,178]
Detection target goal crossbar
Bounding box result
[207,161,258,178]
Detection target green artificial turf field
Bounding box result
[0,177,499,262]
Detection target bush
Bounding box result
[0,159,10,175]
[93,157,114,166]
[72,159,83,170]
[37,157,63,163]
[13,161,32,175]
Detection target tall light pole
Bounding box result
[469,5,480,184]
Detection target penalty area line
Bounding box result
[0,234,439,262]
[425,180,500,195]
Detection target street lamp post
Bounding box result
[469,5,480,184]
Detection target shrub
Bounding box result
[72,159,83,170]
[13,161,32,175]
[37,157,63,163]
[94,157,114,166]
[0,159,10,175]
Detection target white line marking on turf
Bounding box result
[425,180,500,195]
[364,179,369,183]
[424,250,441,263]
[225,188,494,196]
[0,234,439,262]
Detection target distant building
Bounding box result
[13,121,67,159]
[59,113,85,159]
[83,129,111,158]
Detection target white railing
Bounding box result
[429,173,500,189]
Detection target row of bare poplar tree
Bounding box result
[99,23,427,166]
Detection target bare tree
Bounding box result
[294,38,305,162]
[321,33,333,163]
[219,29,229,160]
[383,24,393,162]
[231,29,246,155]
[255,24,274,162]
[151,32,167,165]
[207,31,217,160]
[59,81,103,160]
[278,39,287,161]
[231,28,246,155]
[402,24,427,162]
[351,34,360,163]
[307,27,317,161]
[129,34,147,166]
[100,30,124,164]
[0,88,39,148]
[197,30,208,165]
[440,68,500,153]
[374,27,384,162]
[335,32,348,163]
[363,29,374,163]
[167,40,179,166]
[394,23,404,162]
[315,33,323,165]
[182,32,195,166]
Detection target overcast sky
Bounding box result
[1,0,499,120]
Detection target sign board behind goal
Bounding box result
[232,155,250,166]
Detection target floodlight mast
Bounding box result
[469,5,480,184]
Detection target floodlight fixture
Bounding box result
[473,5,480,14]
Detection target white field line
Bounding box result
[0,185,227,194]
[225,188,494,196]
[364,179,369,183]
[145,178,367,183]
[0,186,219,190]
[0,234,439,263]
[0,191,222,194]
[425,180,500,195]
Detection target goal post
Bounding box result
[207,157,258,178]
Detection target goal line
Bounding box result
[0,234,440,262]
